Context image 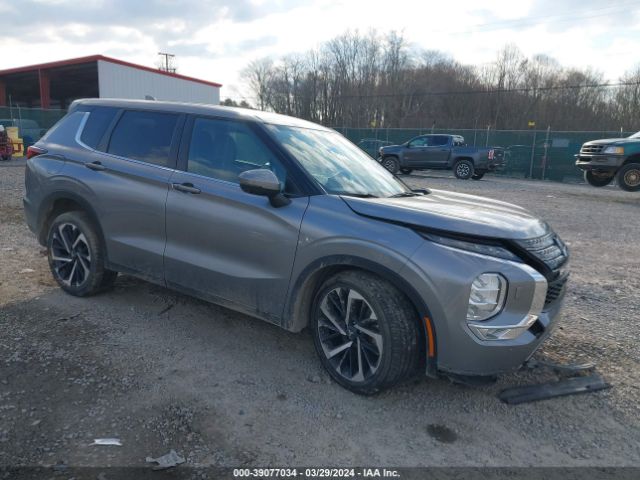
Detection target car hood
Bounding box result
[341,189,548,240]
[584,137,639,145]
[380,144,404,153]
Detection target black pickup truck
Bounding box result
[378,134,505,180]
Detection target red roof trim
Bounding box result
[0,54,222,88]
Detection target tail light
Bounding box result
[27,146,47,159]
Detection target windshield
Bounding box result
[630,131,640,139]
[267,125,410,198]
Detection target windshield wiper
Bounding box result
[336,192,380,198]
[389,191,422,198]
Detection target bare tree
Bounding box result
[241,29,639,132]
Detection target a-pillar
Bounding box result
[38,69,50,109]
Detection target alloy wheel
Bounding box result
[50,223,92,287]
[456,163,470,177]
[383,159,397,173]
[316,287,383,382]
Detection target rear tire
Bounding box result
[400,168,413,175]
[47,211,117,296]
[471,172,485,180]
[310,270,420,395]
[584,170,614,187]
[382,156,400,174]
[617,163,640,192]
[453,159,474,180]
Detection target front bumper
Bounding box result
[575,154,624,172]
[399,240,565,376]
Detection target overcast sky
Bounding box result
[1,0,639,101]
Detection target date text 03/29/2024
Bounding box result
[232,468,401,478]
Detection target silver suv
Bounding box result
[24,99,569,394]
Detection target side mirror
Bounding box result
[239,169,290,207]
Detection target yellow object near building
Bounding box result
[5,126,24,157]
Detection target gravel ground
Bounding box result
[1,159,639,473]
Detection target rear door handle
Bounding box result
[86,161,106,171]
[172,182,201,194]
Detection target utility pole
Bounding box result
[157,52,176,73]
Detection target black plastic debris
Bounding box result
[499,373,611,405]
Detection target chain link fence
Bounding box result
[335,127,636,183]
[0,106,67,151]
[1,106,633,183]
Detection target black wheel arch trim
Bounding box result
[37,190,107,256]
[283,254,437,376]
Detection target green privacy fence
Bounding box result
[335,127,636,182]
[0,106,67,130]
[0,105,633,184]
[0,106,67,149]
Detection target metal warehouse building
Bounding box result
[0,55,222,109]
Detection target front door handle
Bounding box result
[172,182,201,194]
[86,161,106,171]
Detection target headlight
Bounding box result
[603,146,624,155]
[467,268,547,341]
[421,232,521,262]
[467,273,507,321]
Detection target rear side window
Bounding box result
[80,107,118,150]
[107,110,178,167]
[427,136,450,146]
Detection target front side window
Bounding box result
[187,117,287,187]
[108,110,179,167]
[267,125,410,198]
[408,137,427,147]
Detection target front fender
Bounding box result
[281,195,438,373]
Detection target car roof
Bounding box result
[72,98,332,132]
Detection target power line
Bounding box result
[330,80,640,100]
[444,1,640,35]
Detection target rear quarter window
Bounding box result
[80,107,119,150]
[39,111,87,146]
[107,110,179,167]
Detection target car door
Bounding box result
[164,116,309,322]
[403,136,429,166]
[75,107,183,282]
[424,135,452,167]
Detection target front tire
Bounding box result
[47,211,117,296]
[453,159,474,180]
[310,270,420,395]
[382,156,400,174]
[617,163,640,192]
[400,168,413,175]
[584,170,614,187]
[471,172,485,180]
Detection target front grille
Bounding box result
[515,232,569,274]
[580,144,604,154]
[545,274,568,305]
